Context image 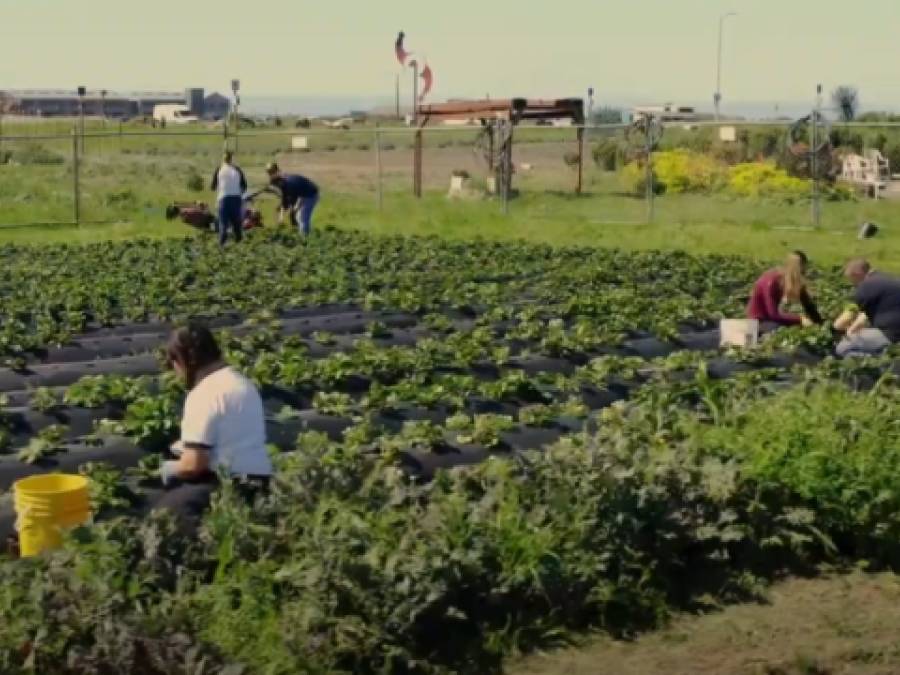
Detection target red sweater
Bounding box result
[747,269,802,326]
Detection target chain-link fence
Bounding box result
[2,118,900,231]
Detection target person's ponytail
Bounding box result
[781,250,809,303]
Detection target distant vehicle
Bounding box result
[632,104,702,123]
[323,118,353,130]
[152,104,199,125]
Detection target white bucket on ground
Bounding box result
[720,319,759,348]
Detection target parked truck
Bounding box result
[152,104,199,125]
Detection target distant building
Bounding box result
[185,88,206,117]
[0,87,209,118]
[203,92,231,120]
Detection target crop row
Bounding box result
[0,229,893,673]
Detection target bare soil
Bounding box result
[275,141,589,194]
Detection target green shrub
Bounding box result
[867,131,889,152]
[592,138,619,171]
[884,142,900,174]
[745,128,783,160]
[620,160,663,196]
[727,162,809,199]
[830,128,864,154]
[694,380,900,552]
[186,172,204,192]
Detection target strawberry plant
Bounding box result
[30,387,59,413]
[312,330,336,346]
[457,414,515,447]
[17,424,67,463]
[79,462,141,513]
[312,391,353,416]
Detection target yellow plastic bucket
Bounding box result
[13,474,92,557]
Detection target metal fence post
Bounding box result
[576,126,585,195]
[646,137,655,224]
[72,127,81,225]
[374,126,383,210]
[413,129,423,198]
[811,85,823,228]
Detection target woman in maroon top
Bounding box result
[747,251,823,327]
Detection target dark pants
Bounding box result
[292,192,319,236]
[217,195,243,245]
[153,474,270,528]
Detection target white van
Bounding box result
[152,104,199,125]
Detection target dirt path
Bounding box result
[511,572,900,675]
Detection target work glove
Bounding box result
[160,460,182,488]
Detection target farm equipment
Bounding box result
[165,187,277,233]
[415,98,585,205]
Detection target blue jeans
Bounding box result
[293,193,319,236]
[217,195,243,245]
[836,328,890,358]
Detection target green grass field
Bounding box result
[2,119,899,270]
[1,183,897,271]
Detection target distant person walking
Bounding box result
[833,258,900,357]
[747,250,823,331]
[266,162,319,236]
[211,151,248,245]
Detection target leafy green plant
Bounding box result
[312,330,336,346]
[17,424,67,463]
[519,404,557,427]
[64,375,150,408]
[397,420,445,450]
[312,391,353,416]
[366,320,391,339]
[80,462,141,513]
[30,386,59,413]
[128,453,163,483]
[120,394,181,450]
[457,414,515,447]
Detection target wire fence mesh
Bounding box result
[1,118,899,231]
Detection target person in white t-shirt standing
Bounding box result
[210,151,248,245]
[156,323,272,519]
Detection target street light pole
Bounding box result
[77,86,86,156]
[714,12,737,122]
[231,79,240,153]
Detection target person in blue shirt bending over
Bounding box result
[265,162,320,236]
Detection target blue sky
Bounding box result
[3,0,899,111]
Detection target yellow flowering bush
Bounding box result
[653,150,727,193]
[727,162,809,199]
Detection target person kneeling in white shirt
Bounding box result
[156,323,272,520]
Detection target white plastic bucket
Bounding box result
[720,319,759,348]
